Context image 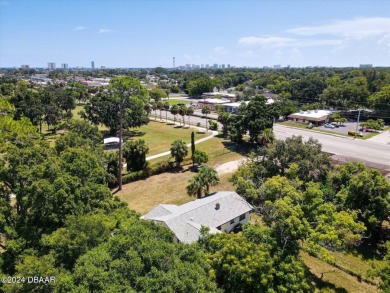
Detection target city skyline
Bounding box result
[0,0,389,68]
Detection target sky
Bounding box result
[0,0,389,68]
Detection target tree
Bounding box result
[170,140,188,166]
[179,105,186,127]
[83,77,149,135]
[170,105,179,124]
[202,106,211,131]
[191,131,195,167]
[218,111,231,138]
[163,101,170,122]
[187,166,219,198]
[244,95,277,144]
[123,139,149,172]
[186,106,194,126]
[150,101,157,121]
[277,98,299,119]
[187,77,214,98]
[332,163,390,238]
[193,150,209,165]
[157,101,164,121]
[149,87,167,102]
[257,128,275,147]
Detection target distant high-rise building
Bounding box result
[21,65,30,69]
[201,64,204,68]
[213,64,218,69]
[227,64,230,68]
[273,65,281,69]
[173,57,175,68]
[221,64,225,68]
[101,65,106,69]
[185,64,191,69]
[91,61,95,69]
[47,62,56,70]
[61,63,68,69]
[205,64,209,68]
[360,64,373,68]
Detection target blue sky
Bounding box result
[0,0,389,68]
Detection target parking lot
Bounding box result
[316,122,370,137]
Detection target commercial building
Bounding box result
[91,61,95,69]
[47,62,56,70]
[288,110,332,126]
[61,63,68,69]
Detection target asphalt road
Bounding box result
[155,111,390,170]
[274,124,390,170]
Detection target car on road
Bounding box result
[324,123,335,129]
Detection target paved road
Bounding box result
[367,129,390,145]
[274,124,390,170]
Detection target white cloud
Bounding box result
[99,29,113,33]
[238,36,294,47]
[213,46,228,55]
[74,26,87,31]
[238,36,343,48]
[286,17,390,39]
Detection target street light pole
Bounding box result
[355,109,362,139]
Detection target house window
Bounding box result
[230,219,235,225]
[239,214,245,221]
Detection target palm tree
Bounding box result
[150,101,157,121]
[170,140,188,166]
[186,106,194,127]
[170,105,179,125]
[257,128,275,146]
[187,166,219,198]
[157,101,164,121]
[202,106,211,131]
[187,176,203,199]
[179,105,186,127]
[163,101,170,122]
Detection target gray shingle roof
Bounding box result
[143,191,253,243]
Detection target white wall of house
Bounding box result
[218,212,250,232]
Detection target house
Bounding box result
[222,98,275,114]
[288,110,332,126]
[201,92,236,102]
[142,191,253,244]
[197,98,230,111]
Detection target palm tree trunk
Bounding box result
[197,189,202,199]
[205,114,208,131]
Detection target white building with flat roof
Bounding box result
[288,110,332,126]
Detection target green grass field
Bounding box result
[125,121,208,156]
[166,99,190,106]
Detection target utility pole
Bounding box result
[354,109,362,139]
[118,95,126,191]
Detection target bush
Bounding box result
[122,170,148,184]
[209,120,218,130]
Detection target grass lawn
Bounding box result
[300,251,379,293]
[166,99,190,106]
[363,127,390,140]
[148,134,250,166]
[124,121,208,156]
[116,169,235,215]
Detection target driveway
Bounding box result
[367,130,390,145]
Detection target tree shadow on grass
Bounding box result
[221,140,255,157]
[310,272,348,293]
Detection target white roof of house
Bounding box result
[103,137,122,144]
[289,110,332,119]
[203,92,236,98]
[142,191,253,243]
[199,98,230,104]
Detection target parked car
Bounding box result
[331,123,340,128]
[324,123,335,129]
[348,130,363,137]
